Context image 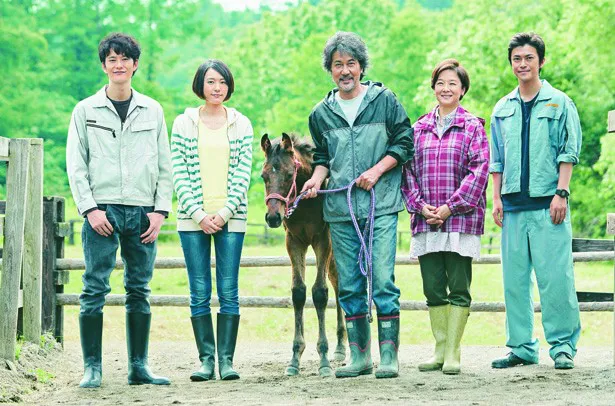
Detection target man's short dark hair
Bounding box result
[322,31,369,79]
[508,32,546,65]
[98,33,141,63]
[192,59,235,101]
[431,59,470,100]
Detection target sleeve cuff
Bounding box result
[489,163,504,173]
[190,208,207,225]
[77,199,98,217]
[154,210,169,218]
[385,151,402,165]
[217,207,233,223]
[556,154,579,165]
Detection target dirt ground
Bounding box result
[2,339,612,406]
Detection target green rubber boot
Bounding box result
[375,314,400,379]
[418,305,449,372]
[217,313,240,380]
[126,312,171,385]
[335,314,373,378]
[442,306,469,375]
[79,313,103,388]
[190,314,216,381]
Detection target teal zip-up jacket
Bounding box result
[489,80,582,196]
[309,81,414,222]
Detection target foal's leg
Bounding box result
[327,247,347,361]
[312,237,333,377]
[286,234,308,376]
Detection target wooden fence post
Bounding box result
[22,139,43,343]
[42,196,66,344]
[607,213,615,366]
[0,139,30,361]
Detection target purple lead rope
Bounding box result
[287,181,376,322]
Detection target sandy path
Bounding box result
[18,340,615,406]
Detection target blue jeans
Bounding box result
[80,204,157,314]
[329,213,401,316]
[501,209,581,362]
[179,225,245,316]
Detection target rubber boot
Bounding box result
[79,313,103,388]
[335,314,373,378]
[126,312,171,385]
[442,306,469,375]
[217,313,240,380]
[418,304,449,372]
[375,314,399,379]
[190,314,216,381]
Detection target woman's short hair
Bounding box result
[192,59,235,101]
[322,31,369,79]
[430,59,470,100]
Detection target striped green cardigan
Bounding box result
[171,107,253,232]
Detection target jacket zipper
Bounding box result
[86,123,116,138]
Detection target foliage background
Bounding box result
[0,0,613,236]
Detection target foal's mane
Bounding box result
[270,133,314,165]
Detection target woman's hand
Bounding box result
[199,215,222,234]
[434,204,452,223]
[422,204,443,226]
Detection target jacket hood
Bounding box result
[183,106,242,126]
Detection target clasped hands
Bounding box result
[199,214,225,234]
[421,204,452,227]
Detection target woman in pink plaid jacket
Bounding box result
[401,59,490,375]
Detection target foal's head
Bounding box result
[261,133,311,228]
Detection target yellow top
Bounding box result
[198,119,230,214]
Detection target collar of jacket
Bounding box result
[414,105,471,133]
[91,86,148,109]
[323,80,386,110]
[183,106,241,127]
[507,79,555,102]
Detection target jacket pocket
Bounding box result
[86,122,118,157]
[131,120,158,157]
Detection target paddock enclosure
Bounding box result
[0,111,614,404]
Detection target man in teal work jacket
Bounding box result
[489,32,582,370]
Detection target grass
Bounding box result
[60,239,614,348]
[32,368,55,384]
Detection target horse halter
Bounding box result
[264,158,301,218]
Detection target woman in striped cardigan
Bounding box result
[171,59,253,382]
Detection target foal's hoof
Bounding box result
[333,347,346,362]
[319,366,333,377]
[285,366,300,376]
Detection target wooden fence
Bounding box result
[0,137,43,361]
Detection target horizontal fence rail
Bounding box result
[55,294,613,312]
[30,251,612,271]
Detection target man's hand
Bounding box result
[200,215,222,234]
[550,195,567,224]
[356,165,384,191]
[301,177,323,199]
[87,209,113,237]
[422,204,443,226]
[492,198,504,228]
[141,212,165,243]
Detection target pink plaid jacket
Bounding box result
[401,105,490,235]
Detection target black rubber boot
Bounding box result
[217,313,240,380]
[126,312,171,385]
[335,314,373,378]
[79,313,103,388]
[190,314,216,381]
[375,314,399,379]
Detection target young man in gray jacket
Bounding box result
[302,32,413,379]
[66,33,173,388]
